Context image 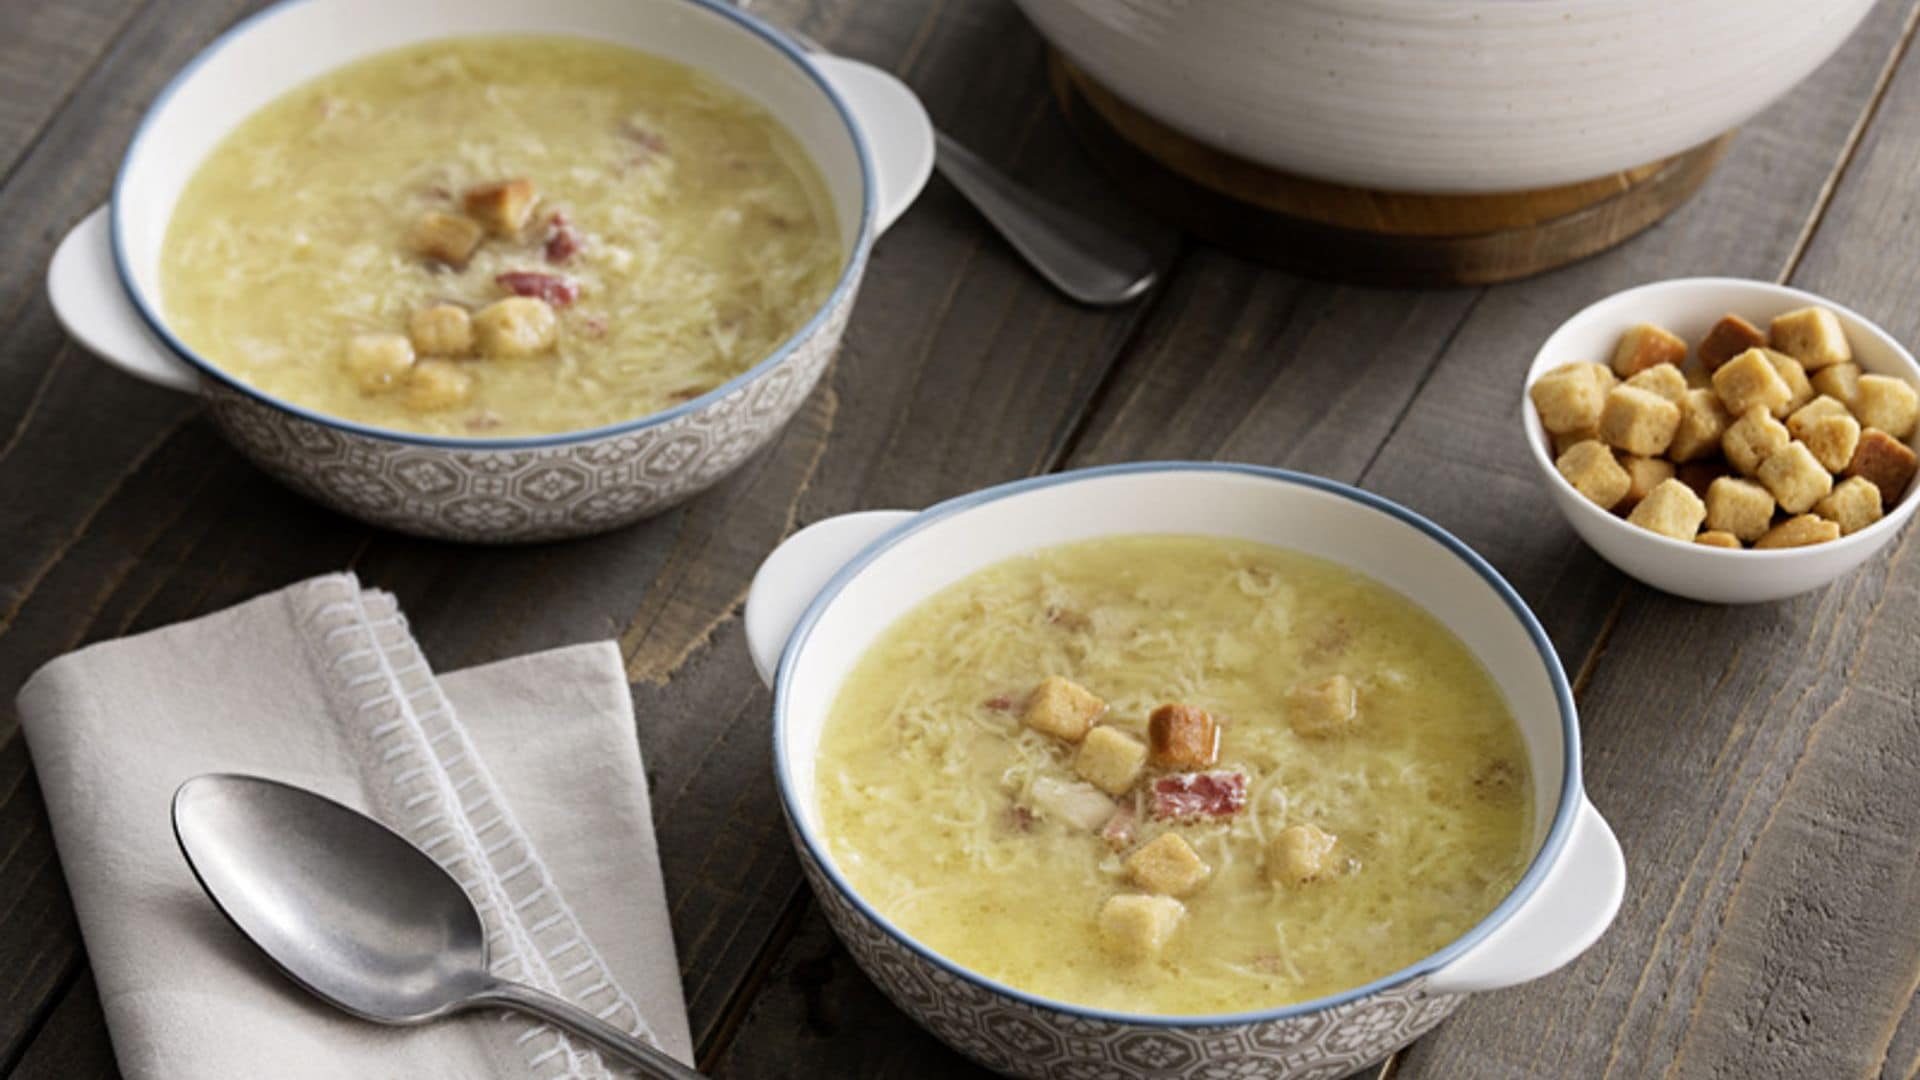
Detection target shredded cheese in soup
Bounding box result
[817,536,1532,1015]
[161,36,841,437]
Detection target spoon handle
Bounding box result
[933,131,1159,307]
[475,980,704,1079]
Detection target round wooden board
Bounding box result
[1048,54,1732,287]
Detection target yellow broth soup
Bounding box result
[161,36,841,437]
[817,535,1532,1015]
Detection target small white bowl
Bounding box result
[1523,277,1920,604]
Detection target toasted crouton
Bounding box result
[1844,429,1919,503]
[1698,314,1767,371]
[1626,479,1706,540]
[1147,704,1219,767]
[1125,833,1210,897]
[463,178,538,236]
[410,211,485,268]
[1768,306,1852,370]
[1076,726,1148,796]
[1611,323,1687,377]
[1815,476,1884,536]
[1854,375,1919,440]
[1755,514,1841,549]
[1269,824,1339,886]
[1097,895,1185,959]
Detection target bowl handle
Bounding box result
[811,56,933,237]
[48,205,200,394]
[745,510,915,687]
[1425,796,1625,994]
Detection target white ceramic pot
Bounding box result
[745,463,1625,1079]
[46,0,933,543]
[1014,0,1875,193]
[1524,278,1920,605]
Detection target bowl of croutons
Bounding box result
[1524,278,1920,604]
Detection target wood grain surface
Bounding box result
[2,1,1917,1078]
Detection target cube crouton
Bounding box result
[1755,514,1841,549]
[1288,674,1357,738]
[1125,832,1210,897]
[1619,455,1676,512]
[1555,440,1631,510]
[407,304,474,357]
[1811,362,1863,408]
[1853,374,1919,439]
[403,359,473,412]
[1268,824,1339,886]
[1097,894,1185,959]
[1799,414,1861,474]
[1076,726,1148,795]
[1669,389,1732,463]
[1676,459,1732,499]
[1815,476,1884,536]
[1757,441,1834,514]
[1626,479,1706,540]
[1712,349,1794,419]
[1698,314,1767,371]
[1722,407,1791,476]
[1625,363,1687,403]
[1147,704,1219,767]
[1530,363,1611,435]
[1704,477,1776,543]
[1599,386,1682,456]
[1551,424,1601,458]
[1765,351,1815,416]
[1844,429,1919,503]
[1768,306,1852,370]
[1023,677,1106,742]
[1611,323,1688,377]
[1786,395,1853,438]
[343,332,415,392]
[1695,530,1743,549]
[472,297,559,357]
[463,178,538,236]
[409,211,485,268]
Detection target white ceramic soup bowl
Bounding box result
[744,463,1624,1080]
[1014,0,1874,193]
[46,0,933,543]
[1524,279,1920,605]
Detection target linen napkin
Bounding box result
[16,573,693,1079]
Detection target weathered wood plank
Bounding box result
[0,741,81,1071]
[0,0,146,183]
[710,2,1920,1077]
[7,973,114,1080]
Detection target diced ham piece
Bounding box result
[544,212,582,264]
[495,271,580,308]
[1150,771,1248,821]
[983,694,1018,713]
[1101,802,1138,852]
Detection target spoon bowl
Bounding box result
[172,773,701,1078]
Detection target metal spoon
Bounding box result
[761,13,1160,306]
[172,773,701,1079]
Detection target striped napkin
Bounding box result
[16,573,692,1079]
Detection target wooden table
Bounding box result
[4,1,1918,1077]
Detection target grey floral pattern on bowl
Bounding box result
[204,284,852,543]
[792,837,1462,1080]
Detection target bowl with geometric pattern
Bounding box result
[46,0,931,542]
[745,463,1625,1079]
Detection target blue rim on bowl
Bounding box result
[771,460,1583,1028]
[107,0,876,450]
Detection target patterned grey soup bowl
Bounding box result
[46,0,933,542]
[744,464,1627,1079]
